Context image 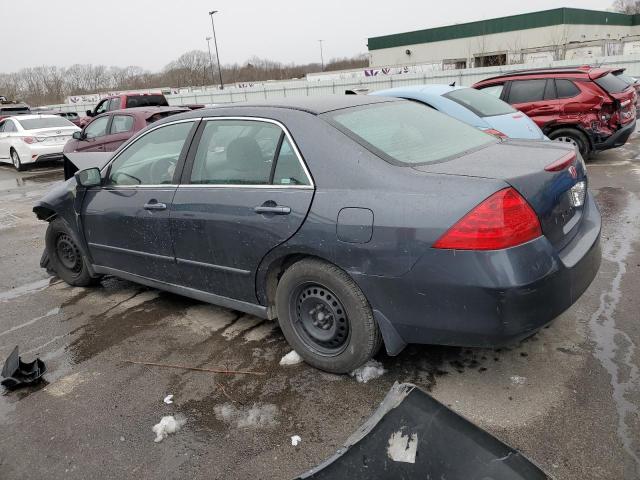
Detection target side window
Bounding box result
[108,122,193,186]
[479,84,504,98]
[507,80,547,104]
[272,138,309,186]
[108,98,121,111]
[95,99,109,115]
[110,115,134,134]
[84,116,110,139]
[556,79,580,99]
[190,120,281,185]
[4,120,17,133]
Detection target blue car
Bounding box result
[371,84,546,140]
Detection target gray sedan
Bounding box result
[33,96,601,373]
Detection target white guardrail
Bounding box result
[45,53,640,115]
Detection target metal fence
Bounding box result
[46,53,640,115]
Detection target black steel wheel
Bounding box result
[276,258,382,374]
[291,282,350,356]
[45,218,100,287]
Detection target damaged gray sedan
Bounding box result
[33,96,601,373]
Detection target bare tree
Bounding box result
[612,0,640,14]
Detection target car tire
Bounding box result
[10,149,26,172]
[45,218,99,287]
[548,128,590,158]
[275,258,382,374]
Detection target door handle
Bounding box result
[254,205,291,215]
[144,202,167,211]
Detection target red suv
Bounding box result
[473,66,637,157]
[79,93,169,127]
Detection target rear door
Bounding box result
[506,79,559,128]
[82,119,198,283]
[103,114,136,151]
[171,117,314,303]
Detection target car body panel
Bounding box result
[371,85,545,140]
[34,97,601,355]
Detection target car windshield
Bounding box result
[326,101,495,165]
[595,73,631,94]
[443,88,516,117]
[17,117,75,129]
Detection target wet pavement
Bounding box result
[0,139,639,479]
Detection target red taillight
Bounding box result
[483,128,507,139]
[545,151,576,172]
[21,136,35,144]
[433,188,542,250]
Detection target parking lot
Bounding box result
[0,130,638,479]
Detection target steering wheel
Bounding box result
[150,156,177,184]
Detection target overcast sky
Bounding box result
[1,0,613,73]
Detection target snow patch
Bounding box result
[350,360,385,383]
[387,430,418,464]
[291,435,302,446]
[279,350,303,366]
[510,375,527,385]
[214,402,279,428]
[222,316,262,340]
[152,415,186,443]
[163,394,174,405]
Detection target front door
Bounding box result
[76,115,111,153]
[171,118,314,303]
[82,120,198,283]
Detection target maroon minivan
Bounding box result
[64,106,188,154]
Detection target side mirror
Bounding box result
[75,168,102,188]
[86,110,93,117]
[72,131,83,140]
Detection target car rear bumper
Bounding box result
[594,119,636,151]
[16,143,67,164]
[354,193,601,353]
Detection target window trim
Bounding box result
[100,117,201,188]
[178,116,314,190]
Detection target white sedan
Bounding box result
[0,115,80,171]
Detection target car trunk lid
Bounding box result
[413,141,587,250]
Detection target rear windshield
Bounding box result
[17,117,74,130]
[443,88,515,117]
[146,110,184,125]
[326,101,495,165]
[0,107,30,114]
[126,95,169,108]
[595,73,630,94]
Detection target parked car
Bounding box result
[54,111,83,127]
[371,85,545,140]
[0,115,80,170]
[0,101,31,121]
[65,106,189,154]
[473,66,637,157]
[79,93,170,127]
[34,96,601,373]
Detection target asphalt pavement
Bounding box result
[0,137,639,479]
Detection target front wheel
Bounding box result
[45,218,99,287]
[275,259,382,373]
[10,149,26,172]
[548,128,590,158]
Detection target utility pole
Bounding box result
[209,10,224,89]
[318,40,325,71]
[205,37,216,88]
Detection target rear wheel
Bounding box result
[548,128,590,158]
[10,149,26,172]
[275,258,382,373]
[45,218,99,287]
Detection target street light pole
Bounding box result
[318,39,325,71]
[205,37,216,88]
[208,10,224,90]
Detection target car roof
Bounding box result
[198,95,398,115]
[4,114,60,121]
[108,106,189,115]
[477,65,612,84]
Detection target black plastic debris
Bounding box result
[1,346,47,390]
[296,382,549,480]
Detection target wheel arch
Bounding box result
[542,123,594,151]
